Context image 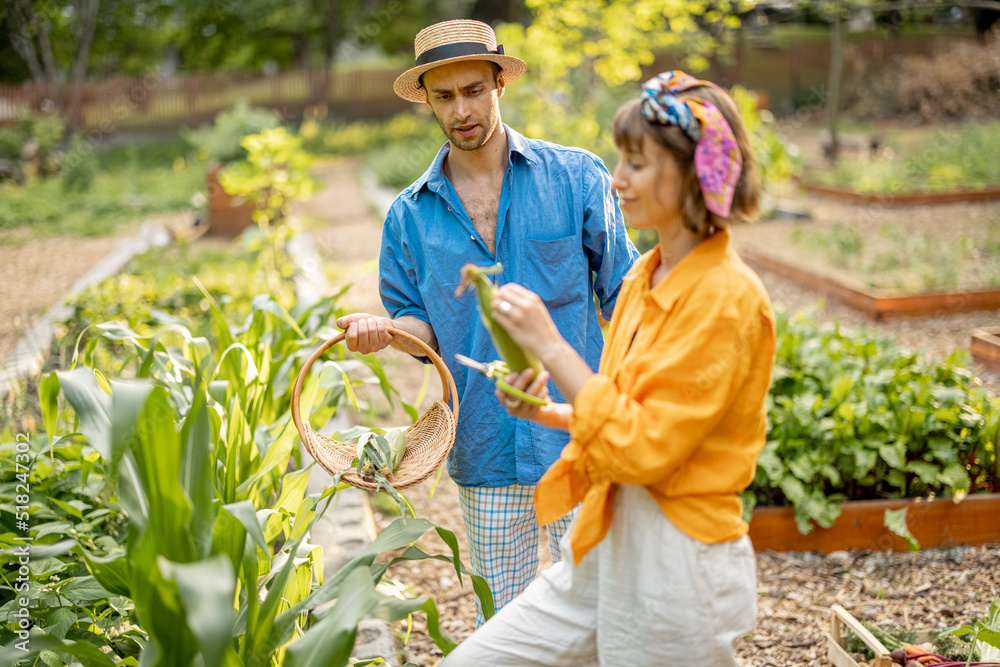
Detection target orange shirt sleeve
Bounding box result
[570,281,766,487]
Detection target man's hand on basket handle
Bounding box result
[336,314,438,358]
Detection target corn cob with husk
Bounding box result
[455,263,548,406]
[356,427,407,479]
[353,427,409,513]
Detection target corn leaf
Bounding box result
[40,372,61,449]
[56,368,112,461]
[166,555,237,667]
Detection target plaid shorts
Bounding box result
[458,484,578,626]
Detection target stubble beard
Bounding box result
[436,104,500,152]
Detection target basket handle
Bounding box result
[290,326,459,446]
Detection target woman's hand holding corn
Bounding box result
[490,284,563,361]
[491,283,597,409]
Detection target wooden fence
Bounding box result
[0,31,976,133]
[0,66,413,133]
[654,31,976,112]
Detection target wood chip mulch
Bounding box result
[372,480,1000,667]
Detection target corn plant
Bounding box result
[0,286,492,665]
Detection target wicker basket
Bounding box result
[290,327,458,491]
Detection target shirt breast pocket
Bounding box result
[519,234,587,309]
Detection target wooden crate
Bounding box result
[972,327,1000,374]
[827,604,934,667]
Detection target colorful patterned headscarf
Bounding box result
[640,71,743,218]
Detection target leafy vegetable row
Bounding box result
[744,307,1000,535]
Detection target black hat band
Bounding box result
[415,42,506,67]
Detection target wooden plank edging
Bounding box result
[740,246,1000,320]
[748,493,1000,553]
[800,182,1000,205]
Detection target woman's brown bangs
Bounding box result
[612,99,649,153]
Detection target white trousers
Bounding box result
[441,484,757,666]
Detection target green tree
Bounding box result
[1,0,177,121]
[496,0,748,155]
[5,0,101,127]
[815,0,1000,162]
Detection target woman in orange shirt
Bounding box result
[440,71,777,666]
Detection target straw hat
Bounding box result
[393,19,527,103]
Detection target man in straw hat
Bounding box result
[337,19,638,623]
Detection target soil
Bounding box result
[730,199,1000,293]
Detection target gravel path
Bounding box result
[0,212,196,367]
[0,228,121,363]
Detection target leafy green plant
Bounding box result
[744,307,1000,535]
[0,137,203,236]
[0,433,134,661]
[182,101,283,165]
[60,133,98,193]
[221,127,319,228]
[807,121,1000,194]
[1,284,492,665]
[7,109,67,177]
[64,240,297,353]
[0,127,22,162]
[951,600,1000,662]
[829,223,863,268]
[2,196,491,663]
[219,127,321,298]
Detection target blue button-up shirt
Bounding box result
[380,125,639,487]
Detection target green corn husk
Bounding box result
[356,427,407,478]
[455,263,544,375]
[384,427,407,469]
[353,428,411,516]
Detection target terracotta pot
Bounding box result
[205,163,255,237]
[748,493,1000,553]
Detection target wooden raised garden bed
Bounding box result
[972,328,1000,374]
[799,182,1000,205]
[740,246,1000,320]
[748,494,1000,553]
